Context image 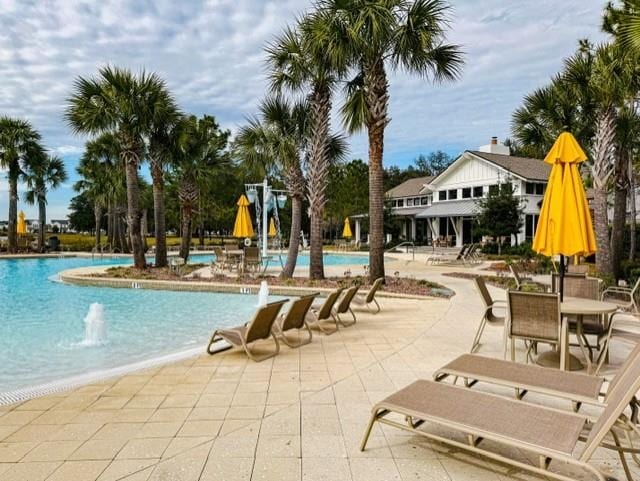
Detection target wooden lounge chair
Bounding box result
[602,277,640,313]
[353,277,383,314]
[333,285,360,327]
[307,288,343,335]
[434,341,640,411]
[361,355,640,481]
[470,277,506,354]
[273,294,318,348]
[206,299,287,362]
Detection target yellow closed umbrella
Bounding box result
[268,218,277,237]
[533,132,596,299]
[232,195,254,238]
[342,217,352,239]
[17,211,27,235]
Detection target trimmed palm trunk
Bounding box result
[282,195,303,278]
[122,148,146,269]
[94,204,102,247]
[306,85,332,280]
[150,159,168,267]
[611,149,629,280]
[178,179,198,261]
[7,170,18,253]
[592,107,617,277]
[630,159,637,261]
[364,61,389,282]
[37,199,46,252]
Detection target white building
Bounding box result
[375,138,551,247]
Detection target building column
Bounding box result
[354,219,361,244]
[410,217,416,241]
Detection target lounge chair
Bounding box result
[273,293,318,348]
[470,277,506,354]
[434,341,640,411]
[353,277,383,314]
[333,285,360,327]
[602,277,640,313]
[206,299,287,362]
[361,352,640,481]
[307,288,343,335]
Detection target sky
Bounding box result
[0,0,607,220]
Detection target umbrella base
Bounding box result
[535,350,583,371]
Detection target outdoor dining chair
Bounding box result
[243,246,261,273]
[602,277,640,313]
[470,277,506,354]
[507,290,565,368]
[509,264,537,291]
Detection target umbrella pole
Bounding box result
[559,254,565,302]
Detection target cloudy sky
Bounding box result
[0,0,607,220]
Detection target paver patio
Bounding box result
[0,256,636,480]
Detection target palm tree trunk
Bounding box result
[611,150,629,280]
[630,159,637,261]
[123,153,146,268]
[365,62,389,282]
[7,174,18,253]
[141,209,148,252]
[150,162,168,267]
[38,199,46,252]
[179,203,192,261]
[94,204,102,247]
[107,201,113,247]
[282,195,302,278]
[306,84,332,280]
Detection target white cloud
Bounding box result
[0,0,608,219]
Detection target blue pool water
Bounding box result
[0,253,366,394]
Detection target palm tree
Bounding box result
[0,117,42,253]
[603,0,640,52]
[66,66,174,268]
[75,134,122,248]
[148,93,181,268]
[24,153,67,252]
[267,24,347,279]
[308,0,463,282]
[171,115,230,261]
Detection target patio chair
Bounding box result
[353,277,383,314]
[470,277,506,354]
[602,277,640,313]
[596,313,640,374]
[273,293,318,348]
[509,264,537,291]
[507,290,565,368]
[361,353,640,481]
[567,264,590,275]
[333,285,360,327]
[212,246,229,272]
[307,288,344,335]
[243,246,261,273]
[206,299,287,362]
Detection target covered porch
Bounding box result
[418,200,478,248]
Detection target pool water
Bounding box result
[0,253,366,394]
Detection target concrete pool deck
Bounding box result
[0,256,636,480]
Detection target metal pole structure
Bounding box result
[262,178,269,258]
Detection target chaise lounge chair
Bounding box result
[206,299,288,362]
[307,288,343,335]
[434,341,640,411]
[361,352,640,481]
[333,285,360,327]
[273,293,318,348]
[353,277,383,314]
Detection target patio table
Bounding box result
[536,297,618,373]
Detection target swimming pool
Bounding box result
[0,252,366,396]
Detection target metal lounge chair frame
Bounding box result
[333,285,360,327]
[206,299,287,362]
[361,355,640,481]
[353,277,383,314]
[273,293,318,348]
[470,277,506,354]
[307,288,343,335]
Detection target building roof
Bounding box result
[416,199,479,218]
[468,151,550,181]
[386,176,434,198]
[391,207,426,217]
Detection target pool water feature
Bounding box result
[0,252,366,396]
